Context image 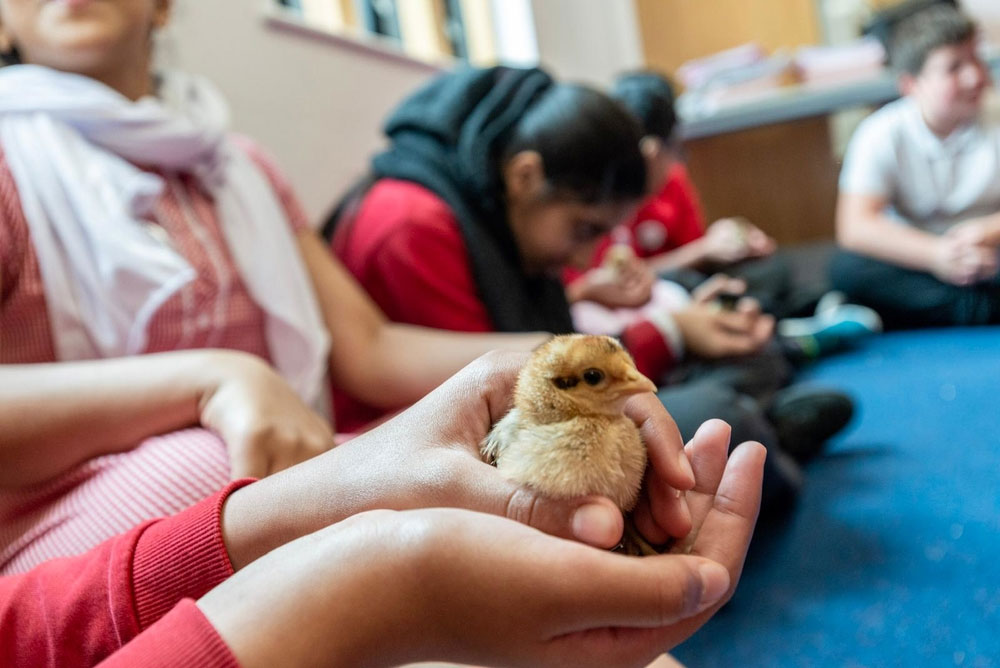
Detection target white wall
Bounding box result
[530,0,644,87]
[491,0,539,66]
[164,0,437,223]
[964,0,1000,47]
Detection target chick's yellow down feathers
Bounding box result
[482,335,657,512]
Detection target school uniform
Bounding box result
[832,96,1000,327]
[0,65,328,574]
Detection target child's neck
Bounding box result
[919,107,971,139]
[90,62,156,102]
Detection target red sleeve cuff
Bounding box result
[130,479,256,631]
[97,599,239,668]
[621,320,677,381]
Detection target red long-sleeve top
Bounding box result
[0,481,252,667]
[330,179,676,432]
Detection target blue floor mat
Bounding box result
[674,327,1000,668]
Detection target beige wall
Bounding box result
[530,0,643,86]
[635,0,822,76]
[164,0,644,222]
[164,0,437,223]
[964,0,1000,46]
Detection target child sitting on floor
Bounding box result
[567,70,881,360]
[832,4,1000,329]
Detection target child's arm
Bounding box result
[837,191,941,269]
[837,191,996,285]
[0,483,248,667]
[298,230,548,412]
[644,218,775,274]
[0,350,338,487]
[644,239,717,273]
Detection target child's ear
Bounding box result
[153,0,173,29]
[503,151,546,201]
[639,136,663,162]
[898,72,918,97]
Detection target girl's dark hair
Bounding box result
[612,70,678,141]
[501,84,646,205]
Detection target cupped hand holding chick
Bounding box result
[206,345,766,668]
[483,335,701,553]
[205,420,764,668]
[223,348,700,567]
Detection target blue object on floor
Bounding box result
[674,327,1000,667]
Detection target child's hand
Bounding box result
[743,220,778,257]
[946,217,1000,249]
[690,273,748,306]
[198,352,335,479]
[673,301,774,359]
[199,420,765,668]
[572,261,655,309]
[932,234,999,285]
[202,507,730,668]
[220,350,699,569]
[702,218,775,264]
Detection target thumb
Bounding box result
[468,462,624,548]
[627,555,731,623]
[566,553,732,630]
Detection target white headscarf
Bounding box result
[0,65,330,405]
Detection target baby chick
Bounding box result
[482,335,658,551]
[603,243,637,277]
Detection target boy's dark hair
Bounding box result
[611,70,677,142]
[502,84,646,205]
[890,4,977,75]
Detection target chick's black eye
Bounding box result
[553,376,579,390]
[583,368,605,386]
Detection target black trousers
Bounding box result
[662,251,822,320]
[830,250,1000,330]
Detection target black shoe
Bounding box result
[759,447,804,518]
[766,386,854,464]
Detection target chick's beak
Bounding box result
[619,371,658,396]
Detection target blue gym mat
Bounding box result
[674,327,1000,667]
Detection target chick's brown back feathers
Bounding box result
[482,335,657,511]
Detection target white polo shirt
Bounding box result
[839,96,1000,234]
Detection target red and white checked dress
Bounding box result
[0,138,310,574]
